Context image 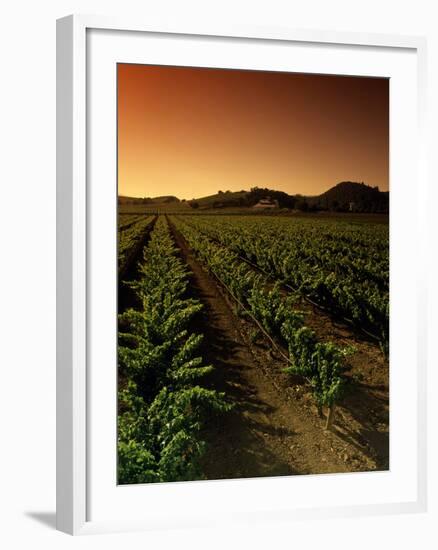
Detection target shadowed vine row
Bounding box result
[118,216,231,484]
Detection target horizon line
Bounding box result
[117,181,389,201]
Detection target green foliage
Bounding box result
[118,216,231,485]
[118,215,155,275]
[172,215,354,413]
[175,214,389,350]
[310,343,346,408]
[248,283,301,338]
[283,336,353,408]
[148,386,231,481]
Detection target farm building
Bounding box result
[253,197,279,209]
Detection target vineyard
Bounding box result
[118,212,389,483]
[118,216,231,483]
[174,215,389,352]
[118,215,156,278]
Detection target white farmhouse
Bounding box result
[253,197,279,209]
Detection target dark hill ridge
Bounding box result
[308,181,389,213]
[118,195,180,205]
[118,181,389,213]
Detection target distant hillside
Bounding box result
[189,190,248,209]
[118,195,180,205]
[308,181,389,213]
[118,181,389,213]
[189,188,297,210]
[189,183,388,212]
[152,195,180,203]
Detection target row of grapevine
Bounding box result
[118,215,156,277]
[118,213,148,230]
[176,215,389,352]
[171,216,353,426]
[118,216,231,484]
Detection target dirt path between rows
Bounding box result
[168,218,380,479]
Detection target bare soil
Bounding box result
[169,220,388,479]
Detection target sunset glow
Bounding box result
[118,64,389,199]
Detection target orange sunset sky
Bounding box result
[118,64,389,199]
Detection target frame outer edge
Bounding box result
[56,14,87,535]
[55,14,428,533]
[416,37,428,513]
[72,14,424,50]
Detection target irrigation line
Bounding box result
[211,268,291,365]
[170,218,358,430]
[176,228,322,395]
[167,217,287,361]
[169,218,313,372]
[177,217,382,344]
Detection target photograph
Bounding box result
[116,63,389,485]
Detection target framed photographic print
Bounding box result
[56,15,427,535]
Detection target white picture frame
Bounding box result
[56,14,428,535]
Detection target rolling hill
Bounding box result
[118,195,180,205]
[307,181,389,213]
[118,181,389,213]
